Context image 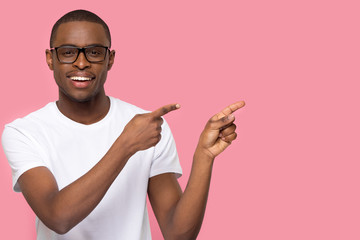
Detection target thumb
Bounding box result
[207,114,235,130]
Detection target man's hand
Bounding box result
[121,103,180,154]
[196,101,245,159]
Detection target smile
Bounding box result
[70,76,93,81]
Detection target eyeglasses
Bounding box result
[50,45,110,63]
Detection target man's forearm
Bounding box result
[20,136,133,234]
[167,149,215,239]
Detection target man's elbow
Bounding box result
[40,211,75,235]
[45,219,73,235]
[52,226,70,235]
[40,220,70,235]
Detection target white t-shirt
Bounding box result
[2,96,182,240]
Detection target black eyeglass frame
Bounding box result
[50,45,111,64]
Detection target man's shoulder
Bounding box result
[5,102,56,131]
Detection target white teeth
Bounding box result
[70,76,92,81]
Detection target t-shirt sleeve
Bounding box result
[150,119,182,178]
[2,125,47,192]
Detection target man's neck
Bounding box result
[56,94,110,125]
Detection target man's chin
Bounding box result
[61,91,96,103]
[58,86,105,104]
[73,96,93,103]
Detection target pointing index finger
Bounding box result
[214,101,245,120]
[152,103,181,117]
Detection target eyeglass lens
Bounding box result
[57,47,107,63]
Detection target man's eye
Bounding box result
[60,49,76,56]
[89,50,101,56]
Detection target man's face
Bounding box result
[46,21,115,103]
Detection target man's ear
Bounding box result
[107,50,115,71]
[46,49,54,70]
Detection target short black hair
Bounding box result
[50,9,111,48]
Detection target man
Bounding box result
[2,10,244,240]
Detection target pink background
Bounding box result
[1,0,359,239]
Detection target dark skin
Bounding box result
[46,21,114,124]
[18,21,245,239]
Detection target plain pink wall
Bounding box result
[1,0,360,239]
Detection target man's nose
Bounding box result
[73,52,90,69]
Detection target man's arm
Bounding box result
[17,104,180,234]
[148,101,245,240]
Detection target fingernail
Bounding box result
[229,114,234,119]
[176,104,180,109]
[219,133,223,137]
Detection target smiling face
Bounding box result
[46,21,115,103]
